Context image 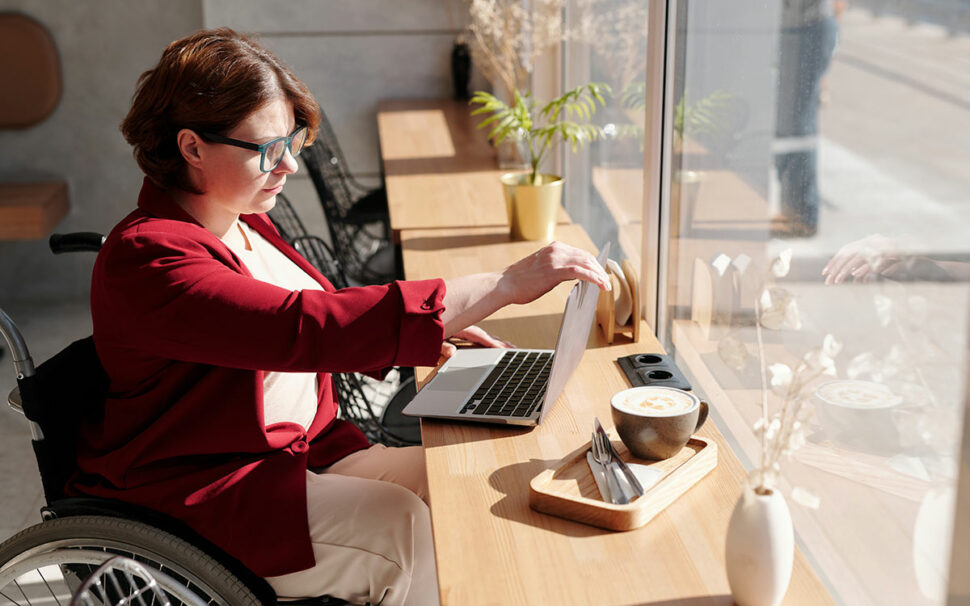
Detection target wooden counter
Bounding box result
[378,99,568,238]
[399,223,835,605]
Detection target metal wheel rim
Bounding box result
[0,542,222,605]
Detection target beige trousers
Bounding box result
[264,445,440,606]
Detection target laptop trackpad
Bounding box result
[430,365,490,391]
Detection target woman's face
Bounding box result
[197,96,298,218]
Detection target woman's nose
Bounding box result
[274,147,299,175]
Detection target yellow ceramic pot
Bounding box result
[500,172,563,241]
[669,169,703,237]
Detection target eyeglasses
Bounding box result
[199,124,309,173]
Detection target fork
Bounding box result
[591,431,629,504]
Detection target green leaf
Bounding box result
[468,82,615,165]
[475,111,507,130]
[488,114,517,142]
[470,105,499,117]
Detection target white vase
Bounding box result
[913,485,957,601]
[725,485,794,606]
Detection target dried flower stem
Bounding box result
[889,315,942,408]
[755,296,769,489]
[754,300,830,491]
[467,0,569,101]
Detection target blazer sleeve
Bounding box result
[94,228,445,373]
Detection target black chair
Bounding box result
[267,196,421,446]
[266,194,350,287]
[311,108,390,239]
[301,123,398,286]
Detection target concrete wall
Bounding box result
[0,0,204,303]
[0,0,483,304]
[202,0,485,245]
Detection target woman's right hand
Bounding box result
[440,241,610,339]
[498,241,611,305]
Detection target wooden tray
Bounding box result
[529,435,717,531]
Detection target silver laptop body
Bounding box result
[402,245,608,426]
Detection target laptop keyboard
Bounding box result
[460,351,553,418]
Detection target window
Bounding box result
[565,0,969,603]
[561,0,651,267]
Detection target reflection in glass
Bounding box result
[660,1,970,604]
[566,0,651,265]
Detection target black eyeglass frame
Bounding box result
[199,124,308,173]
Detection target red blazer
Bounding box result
[70,178,446,577]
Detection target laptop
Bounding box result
[402,244,609,426]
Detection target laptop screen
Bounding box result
[537,243,610,423]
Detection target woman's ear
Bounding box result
[176,128,205,169]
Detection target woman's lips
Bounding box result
[263,184,284,194]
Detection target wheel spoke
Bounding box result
[0,587,26,606]
[126,568,151,606]
[36,567,62,606]
[11,579,31,606]
[92,579,109,605]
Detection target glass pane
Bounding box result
[262,138,285,171]
[563,0,651,271]
[664,2,969,604]
[291,126,308,157]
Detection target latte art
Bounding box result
[816,380,900,409]
[614,388,696,416]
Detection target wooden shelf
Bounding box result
[0,182,69,240]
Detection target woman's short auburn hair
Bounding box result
[121,28,320,193]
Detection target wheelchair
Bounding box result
[0,233,347,605]
[70,555,205,606]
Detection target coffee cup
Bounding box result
[610,386,708,460]
[812,379,902,453]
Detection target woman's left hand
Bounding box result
[451,325,515,348]
[440,340,457,361]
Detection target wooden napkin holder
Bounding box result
[596,258,640,344]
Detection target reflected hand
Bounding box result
[822,234,900,285]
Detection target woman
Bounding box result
[70,28,609,605]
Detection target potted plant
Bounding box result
[469,83,610,241]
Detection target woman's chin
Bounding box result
[254,193,280,213]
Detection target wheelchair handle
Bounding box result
[0,308,35,379]
[49,232,105,254]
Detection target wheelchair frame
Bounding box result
[0,233,348,605]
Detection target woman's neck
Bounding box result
[169,189,239,239]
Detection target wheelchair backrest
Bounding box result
[16,336,108,504]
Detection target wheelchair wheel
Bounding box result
[0,516,263,606]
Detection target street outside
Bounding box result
[759,7,968,604]
[800,6,970,260]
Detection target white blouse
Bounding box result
[225,220,322,431]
